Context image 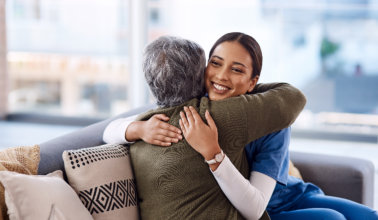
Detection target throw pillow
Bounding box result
[0,145,40,220]
[0,170,93,220]
[62,144,138,220]
[288,160,303,179]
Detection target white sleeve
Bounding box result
[211,155,276,220]
[102,115,138,144]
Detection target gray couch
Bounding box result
[38,104,376,208]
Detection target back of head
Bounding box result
[143,36,206,107]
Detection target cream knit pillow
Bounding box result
[0,170,93,220]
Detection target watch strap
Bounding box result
[204,150,224,165]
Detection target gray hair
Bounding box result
[143,36,206,107]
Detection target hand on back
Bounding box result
[179,106,221,161]
[127,114,182,146]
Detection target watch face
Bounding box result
[215,153,223,162]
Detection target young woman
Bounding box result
[104,32,378,220]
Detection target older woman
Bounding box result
[120,36,306,219]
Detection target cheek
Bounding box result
[204,69,212,82]
[234,79,252,94]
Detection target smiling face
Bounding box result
[205,41,259,101]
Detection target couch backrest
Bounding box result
[38,104,156,177]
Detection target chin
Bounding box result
[209,94,228,101]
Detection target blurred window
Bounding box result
[6,0,132,117]
[5,0,378,136]
[145,0,378,137]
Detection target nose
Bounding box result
[214,67,228,81]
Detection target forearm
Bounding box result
[245,83,306,141]
[209,83,305,149]
[125,121,143,142]
[103,115,138,144]
[212,156,276,220]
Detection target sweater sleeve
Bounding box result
[212,156,276,220]
[209,83,305,153]
[103,115,138,144]
[243,83,306,143]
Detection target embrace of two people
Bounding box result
[103,32,378,220]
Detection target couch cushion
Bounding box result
[0,145,40,220]
[0,170,92,220]
[38,103,156,176]
[62,144,138,220]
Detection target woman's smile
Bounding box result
[205,41,257,101]
[212,82,230,92]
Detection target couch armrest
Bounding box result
[38,104,155,176]
[290,151,375,208]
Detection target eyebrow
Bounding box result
[212,55,247,68]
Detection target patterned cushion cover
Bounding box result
[62,144,138,220]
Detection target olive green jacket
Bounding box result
[130,83,306,220]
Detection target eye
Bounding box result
[210,60,220,66]
[232,68,243,73]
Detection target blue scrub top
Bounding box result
[245,127,323,214]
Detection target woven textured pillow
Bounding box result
[0,145,40,220]
[62,144,138,220]
[0,170,93,220]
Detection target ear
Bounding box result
[247,75,259,93]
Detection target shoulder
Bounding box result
[204,95,251,116]
[257,127,291,144]
[138,98,201,120]
[248,127,291,153]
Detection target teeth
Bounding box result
[213,83,228,91]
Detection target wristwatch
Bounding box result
[204,150,224,165]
